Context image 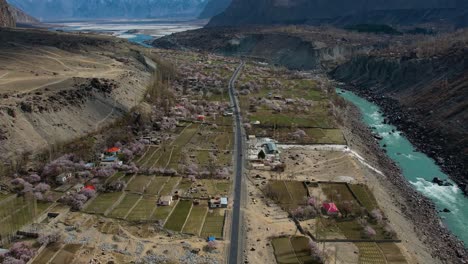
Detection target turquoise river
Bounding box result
[337,88,468,245]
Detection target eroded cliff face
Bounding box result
[0,0,15,27]
[0,29,155,162]
[8,4,39,24]
[153,27,378,70]
[333,45,468,190]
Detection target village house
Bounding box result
[158,196,173,206]
[55,172,73,185]
[209,197,228,208]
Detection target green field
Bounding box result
[165,124,200,169]
[164,200,192,232]
[182,203,208,235]
[159,177,181,196]
[151,203,175,222]
[126,175,152,193]
[145,176,167,195]
[85,192,122,214]
[136,146,160,167]
[108,193,141,219]
[200,210,225,238]
[127,196,157,221]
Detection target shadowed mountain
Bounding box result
[199,0,231,19]
[207,0,468,28]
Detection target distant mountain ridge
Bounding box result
[207,0,468,27]
[0,0,14,27]
[199,0,231,19]
[8,0,210,20]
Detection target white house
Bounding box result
[158,196,173,206]
[209,197,228,208]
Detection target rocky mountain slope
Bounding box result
[198,0,231,19]
[8,4,39,24]
[8,0,209,20]
[153,26,396,70]
[0,28,155,163]
[207,0,468,28]
[0,0,15,27]
[333,32,468,190]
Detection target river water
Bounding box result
[49,19,204,47]
[337,88,468,245]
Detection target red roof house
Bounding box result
[106,147,120,153]
[322,202,339,214]
[84,185,96,191]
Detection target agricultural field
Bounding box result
[200,209,225,239]
[159,177,181,196]
[267,180,308,211]
[145,176,168,195]
[126,175,152,193]
[108,193,141,219]
[126,195,158,221]
[189,179,231,198]
[151,203,175,222]
[84,192,122,214]
[49,244,82,264]
[182,202,208,235]
[271,236,318,264]
[247,126,345,145]
[164,200,192,232]
[355,243,387,264]
[349,184,380,212]
[377,243,408,264]
[32,243,62,264]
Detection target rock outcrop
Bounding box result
[0,0,15,27]
[8,4,39,24]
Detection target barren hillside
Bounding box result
[0,28,155,163]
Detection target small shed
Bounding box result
[158,196,173,206]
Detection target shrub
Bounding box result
[308,239,324,263]
[38,231,61,246]
[362,225,376,238]
[3,242,35,263]
[370,209,383,223]
[34,183,50,193]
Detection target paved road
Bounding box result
[228,61,245,264]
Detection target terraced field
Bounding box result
[200,209,225,238]
[127,196,158,221]
[164,200,192,232]
[182,202,208,235]
[84,192,122,214]
[108,193,141,219]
